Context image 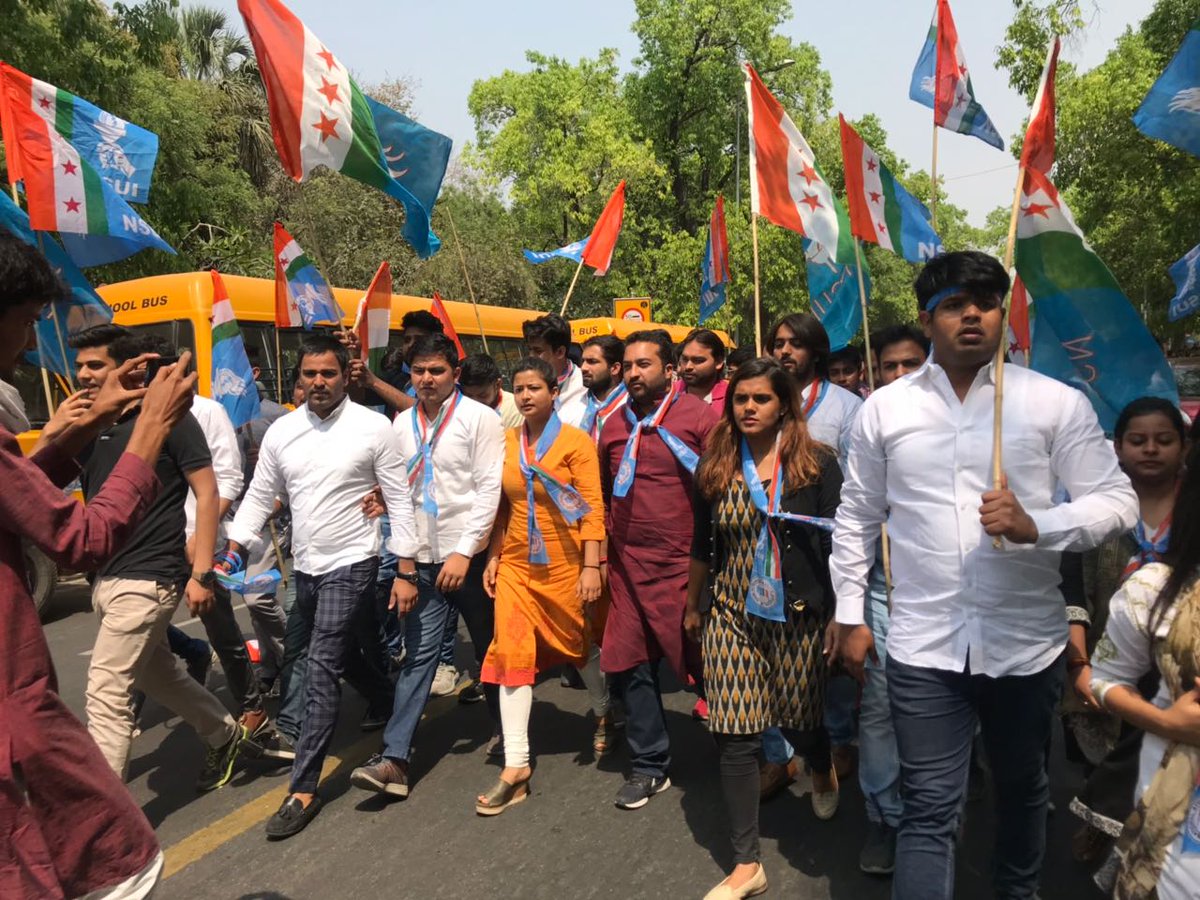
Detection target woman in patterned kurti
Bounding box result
[685,358,842,900]
[476,357,606,816]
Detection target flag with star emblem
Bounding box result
[1007,276,1031,366]
[0,67,174,265]
[839,115,943,263]
[1015,168,1177,431]
[909,0,1005,150]
[239,0,448,258]
[744,63,853,263]
[0,192,113,377]
[353,261,392,373]
[0,63,159,205]
[273,221,342,329]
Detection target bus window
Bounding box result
[124,320,197,357]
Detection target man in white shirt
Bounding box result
[524,313,585,420]
[223,335,419,839]
[570,334,627,441]
[829,251,1138,900]
[764,312,862,794]
[350,334,504,801]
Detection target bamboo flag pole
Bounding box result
[273,326,284,405]
[853,238,893,605]
[990,164,1027,550]
[743,65,764,353]
[558,256,586,319]
[930,122,940,231]
[444,206,489,354]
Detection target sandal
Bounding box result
[475,775,531,816]
[593,715,617,756]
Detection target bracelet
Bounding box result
[1066,658,1091,672]
[583,564,601,570]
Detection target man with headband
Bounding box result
[828,250,1137,900]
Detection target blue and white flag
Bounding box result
[210,270,261,429]
[523,238,589,264]
[1134,19,1200,158]
[0,192,112,377]
[805,238,869,353]
[699,195,730,324]
[1168,241,1200,322]
[365,95,452,259]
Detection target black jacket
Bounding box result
[691,451,842,618]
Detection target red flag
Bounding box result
[1019,37,1060,176]
[580,180,625,276]
[430,291,466,359]
[1008,276,1032,366]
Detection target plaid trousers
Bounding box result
[289,557,380,794]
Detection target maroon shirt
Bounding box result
[0,427,161,898]
[598,391,718,678]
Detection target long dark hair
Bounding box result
[696,357,825,501]
[1150,442,1200,635]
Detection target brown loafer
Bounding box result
[759,756,799,801]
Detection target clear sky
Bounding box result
[214,0,1157,227]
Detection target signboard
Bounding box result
[613,297,652,323]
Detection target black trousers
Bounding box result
[197,582,263,715]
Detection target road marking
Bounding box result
[161,731,378,880]
[160,688,470,881]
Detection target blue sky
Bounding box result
[215,0,1157,226]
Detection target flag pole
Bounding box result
[990,163,1027,550]
[930,122,940,231]
[33,233,75,393]
[273,326,284,405]
[853,238,893,605]
[443,206,489,354]
[558,257,586,319]
[750,213,763,353]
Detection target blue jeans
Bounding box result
[612,660,670,779]
[438,611,458,667]
[888,653,1065,900]
[376,516,404,657]
[859,567,902,827]
[381,551,498,761]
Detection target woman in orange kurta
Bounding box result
[476,357,605,816]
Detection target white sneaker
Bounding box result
[430,663,459,697]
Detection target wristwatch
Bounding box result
[395,570,419,585]
[192,570,217,589]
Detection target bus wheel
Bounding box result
[23,543,58,621]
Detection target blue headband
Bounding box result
[923,285,967,312]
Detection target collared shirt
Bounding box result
[229,397,417,576]
[802,379,862,469]
[392,393,504,563]
[556,362,586,415]
[560,384,627,438]
[830,360,1137,678]
[185,393,244,539]
[703,378,729,407]
[496,389,524,429]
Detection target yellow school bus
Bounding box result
[14,271,732,425]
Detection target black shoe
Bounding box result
[186,648,216,687]
[197,728,243,792]
[265,794,323,839]
[859,821,897,875]
[559,667,584,689]
[458,678,485,704]
[257,730,297,762]
[258,677,281,700]
[389,648,407,673]
[614,773,671,810]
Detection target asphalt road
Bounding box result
[41,579,1104,900]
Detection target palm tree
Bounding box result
[178,5,252,82]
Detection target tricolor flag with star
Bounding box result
[1020,38,1060,177]
[273,221,342,329]
[1016,168,1177,431]
[699,195,730,324]
[839,115,943,263]
[1007,276,1031,367]
[238,0,448,258]
[909,0,1005,150]
[210,269,261,429]
[0,65,174,265]
[354,261,391,373]
[744,63,853,263]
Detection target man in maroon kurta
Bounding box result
[599,329,717,810]
[0,233,198,898]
